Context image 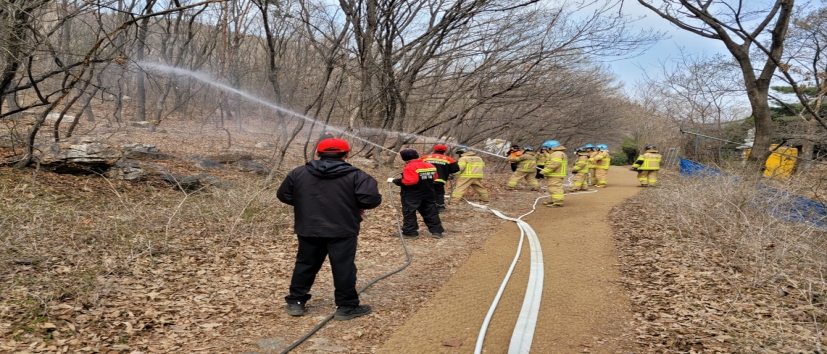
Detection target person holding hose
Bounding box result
[421,144,459,213]
[451,146,490,203]
[570,146,591,191]
[589,144,611,188]
[632,144,662,187]
[505,144,523,172]
[506,146,539,191]
[540,140,567,207]
[277,138,382,321]
[392,149,445,239]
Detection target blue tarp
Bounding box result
[679,158,722,176]
[679,158,827,230]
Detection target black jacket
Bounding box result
[277,158,382,237]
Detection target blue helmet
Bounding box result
[597,144,608,150]
[455,146,469,154]
[542,140,561,149]
[584,143,595,149]
[523,146,534,152]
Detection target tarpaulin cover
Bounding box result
[679,158,722,176]
[679,158,827,229]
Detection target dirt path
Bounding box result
[378,166,641,353]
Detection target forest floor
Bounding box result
[1,120,821,353]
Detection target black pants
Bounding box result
[535,165,545,179]
[401,193,444,235]
[285,236,359,308]
[434,182,446,206]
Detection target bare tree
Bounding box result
[637,0,795,169]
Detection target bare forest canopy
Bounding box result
[0,0,671,170]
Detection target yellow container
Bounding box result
[745,144,798,178]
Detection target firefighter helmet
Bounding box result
[455,146,469,155]
[523,146,534,152]
[645,144,657,150]
[597,144,608,150]
[542,140,561,149]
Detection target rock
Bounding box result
[208,153,252,164]
[105,162,147,181]
[184,155,225,170]
[46,113,75,123]
[232,160,270,175]
[159,173,237,192]
[36,137,121,173]
[255,338,285,351]
[121,143,172,160]
[255,142,275,149]
[130,121,151,129]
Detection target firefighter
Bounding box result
[421,144,460,213]
[451,146,490,203]
[570,146,591,191]
[505,144,523,172]
[589,144,610,188]
[584,143,597,186]
[277,138,381,320]
[506,146,539,191]
[392,149,445,238]
[540,140,567,207]
[535,147,549,180]
[632,144,662,187]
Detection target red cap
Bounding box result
[433,144,448,153]
[317,138,350,153]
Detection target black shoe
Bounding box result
[334,305,372,320]
[286,303,306,316]
[431,232,443,239]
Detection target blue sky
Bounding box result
[608,1,731,91]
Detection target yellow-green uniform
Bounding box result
[540,146,567,206]
[632,149,662,186]
[589,150,610,187]
[587,150,598,185]
[571,151,590,190]
[451,151,490,202]
[506,151,539,190]
[535,150,550,179]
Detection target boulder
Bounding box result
[232,160,270,175]
[121,143,172,160]
[130,121,151,129]
[208,153,253,164]
[255,142,275,149]
[106,162,147,181]
[46,113,76,123]
[160,173,238,192]
[184,155,225,170]
[36,137,121,173]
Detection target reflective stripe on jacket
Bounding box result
[541,148,567,177]
[457,151,485,178]
[510,151,537,172]
[589,150,610,169]
[421,153,459,183]
[633,150,662,171]
[572,153,590,173]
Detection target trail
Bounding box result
[378,166,640,353]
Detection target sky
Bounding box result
[608,1,731,92]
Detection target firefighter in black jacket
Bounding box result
[392,149,445,239]
[276,138,382,321]
[420,144,460,213]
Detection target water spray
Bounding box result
[137,62,510,161]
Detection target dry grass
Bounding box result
[612,168,827,352]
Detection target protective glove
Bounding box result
[629,167,638,171]
[392,178,402,186]
[387,177,395,183]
